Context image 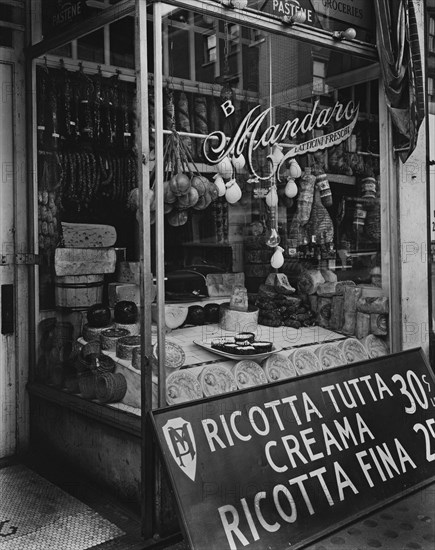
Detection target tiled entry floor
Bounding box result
[0,464,126,550]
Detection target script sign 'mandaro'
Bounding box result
[203,99,359,181]
[151,349,435,550]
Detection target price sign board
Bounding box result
[150,348,435,550]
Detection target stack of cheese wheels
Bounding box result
[362,334,389,358]
[233,360,267,389]
[262,354,297,383]
[114,301,140,336]
[288,348,321,376]
[116,335,141,361]
[100,327,130,352]
[338,338,369,364]
[83,303,114,341]
[115,321,140,336]
[315,343,345,370]
[83,323,115,342]
[199,365,237,397]
[166,370,203,405]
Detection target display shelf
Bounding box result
[327,173,356,185]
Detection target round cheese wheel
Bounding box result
[83,323,114,342]
[233,360,267,389]
[100,328,130,352]
[262,354,297,382]
[315,343,345,370]
[166,370,203,405]
[199,365,237,397]
[115,321,140,335]
[289,348,321,376]
[362,334,389,358]
[116,335,141,361]
[152,341,185,370]
[339,338,369,363]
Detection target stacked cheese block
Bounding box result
[298,270,389,339]
[110,261,146,308]
[83,300,141,363]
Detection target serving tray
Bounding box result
[194,340,281,361]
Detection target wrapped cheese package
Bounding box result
[233,361,267,389]
[315,343,345,369]
[329,296,344,331]
[363,334,389,358]
[262,354,297,382]
[355,312,370,339]
[370,313,388,335]
[339,338,368,364]
[288,348,321,376]
[199,365,237,397]
[317,297,332,328]
[342,286,362,335]
[166,370,203,405]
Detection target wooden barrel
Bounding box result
[55,275,104,311]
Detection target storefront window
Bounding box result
[153,4,388,407]
[34,16,141,409]
[32,1,388,415]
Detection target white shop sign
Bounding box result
[203,99,359,181]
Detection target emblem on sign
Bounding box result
[162,417,197,481]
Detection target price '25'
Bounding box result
[414,419,435,462]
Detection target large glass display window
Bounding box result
[33,17,144,411]
[31,1,388,417]
[150,3,388,409]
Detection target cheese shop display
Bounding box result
[34,5,391,420]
